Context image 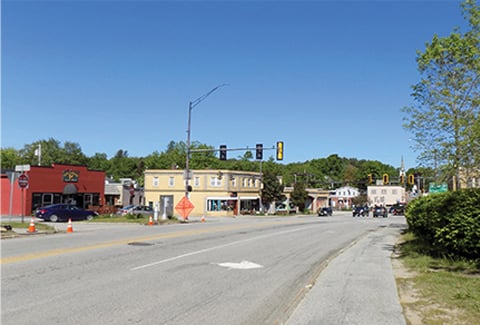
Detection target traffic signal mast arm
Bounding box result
[189,145,276,153]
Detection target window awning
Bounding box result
[63,184,78,195]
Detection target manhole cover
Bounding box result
[128,242,154,246]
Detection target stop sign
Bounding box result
[18,174,29,188]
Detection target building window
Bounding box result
[392,189,398,195]
[169,177,175,187]
[370,189,377,195]
[194,177,200,187]
[210,177,222,187]
[381,189,387,195]
[207,199,235,211]
[242,178,247,187]
[231,177,236,187]
[153,177,159,187]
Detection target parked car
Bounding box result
[275,203,296,214]
[117,205,153,216]
[389,203,406,216]
[35,204,98,222]
[373,206,388,218]
[352,206,368,217]
[318,207,333,216]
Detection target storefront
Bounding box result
[1,164,105,217]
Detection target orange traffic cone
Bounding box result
[28,217,36,233]
[67,218,73,233]
[148,215,153,226]
[201,216,205,223]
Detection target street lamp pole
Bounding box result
[185,84,228,198]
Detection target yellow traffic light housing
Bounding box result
[276,141,284,161]
[383,173,389,185]
[400,175,405,184]
[408,174,414,185]
[368,174,373,184]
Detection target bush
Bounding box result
[405,189,480,261]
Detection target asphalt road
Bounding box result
[1,212,406,325]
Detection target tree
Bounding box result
[261,169,285,208]
[290,181,309,212]
[0,148,22,169]
[402,0,480,189]
[87,152,111,172]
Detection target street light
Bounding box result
[185,84,228,198]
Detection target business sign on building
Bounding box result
[63,169,80,182]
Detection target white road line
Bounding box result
[130,227,305,271]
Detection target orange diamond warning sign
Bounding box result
[175,196,194,220]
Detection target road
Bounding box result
[1,212,403,324]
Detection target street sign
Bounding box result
[175,196,195,220]
[429,183,448,193]
[15,164,31,172]
[18,174,29,189]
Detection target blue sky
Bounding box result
[2,0,469,170]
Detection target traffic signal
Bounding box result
[400,175,405,184]
[383,173,389,185]
[276,141,284,160]
[408,174,414,185]
[368,174,373,184]
[256,144,263,160]
[219,145,227,160]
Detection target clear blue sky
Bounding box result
[2,0,469,170]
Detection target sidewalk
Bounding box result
[287,219,408,325]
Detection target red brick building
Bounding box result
[1,164,105,217]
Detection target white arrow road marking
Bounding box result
[216,261,264,270]
[131,227,304,271]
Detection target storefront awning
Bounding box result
[63,183,78,195]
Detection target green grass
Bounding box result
[397,231,480,324]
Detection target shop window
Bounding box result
[43,193,54,206]
[207,199,235,211]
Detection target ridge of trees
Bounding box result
[0,138,405,190]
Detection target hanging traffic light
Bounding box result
[219,145,227,160]
[400,175,405,184]
[368,174,373,184]
[256,144,263,160]
[408,174,414,185]
[383,173,389,185]
[276,141,284,160]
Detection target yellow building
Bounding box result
[144,169,263,217]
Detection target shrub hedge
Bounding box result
[405,188,480,261]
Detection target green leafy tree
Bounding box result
[0,147,22,169]
[261,169,285,208]
[402,0,480,189]
[88,153,111,172]
[290,181,309,211]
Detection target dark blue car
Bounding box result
[35,204,97,222]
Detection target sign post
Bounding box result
[17,173,29,223]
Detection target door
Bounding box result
[159,195,174,218]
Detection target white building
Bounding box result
[329,186,360,209]
[367,185,405,206]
